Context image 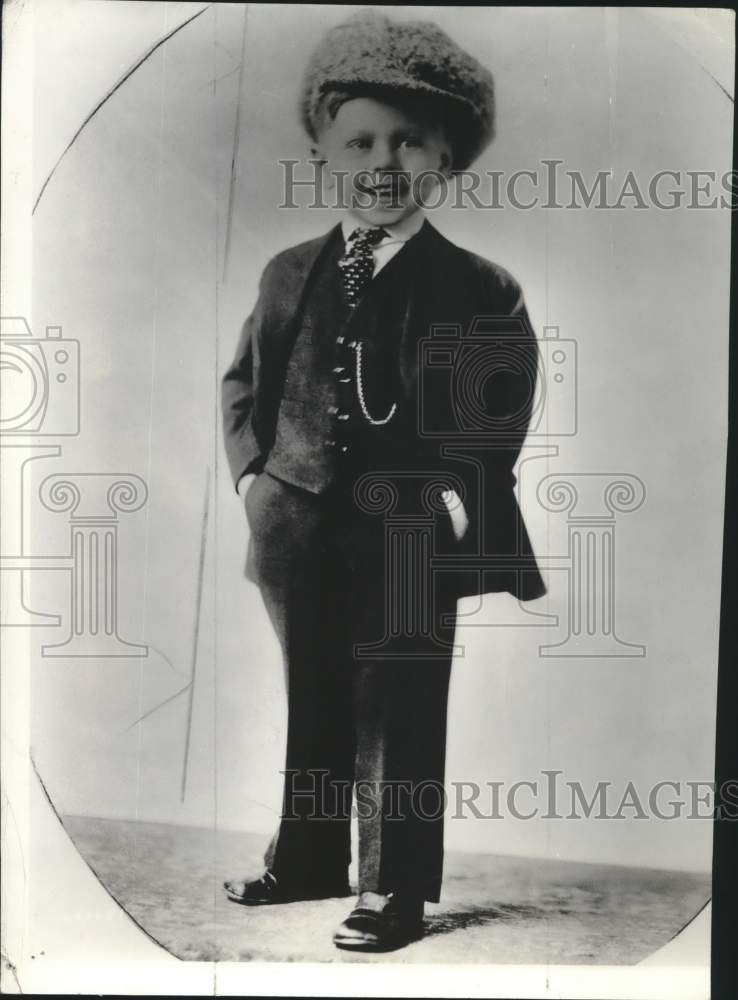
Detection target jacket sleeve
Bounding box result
[221,264,272,490]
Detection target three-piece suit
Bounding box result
[221,218,545,902]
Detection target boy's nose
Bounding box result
[371,143,401,172]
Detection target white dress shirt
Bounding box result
[340,210,426,277]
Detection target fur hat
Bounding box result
[300,9,495,171]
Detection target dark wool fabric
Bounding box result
[246,469,456,901]
[264,231,348,493]
[222,220,546,603]
[222,219,547,901]
[265,227,424,495]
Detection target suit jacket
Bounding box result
[222,219,546,602]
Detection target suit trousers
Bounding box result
[243,469,457,903]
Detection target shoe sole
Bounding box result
[225,892,276,905]
[225,888,352,905]
[333,930,423,952]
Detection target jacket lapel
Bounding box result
[397,220,458,391]
[269,219,455,393]
[273,224,342,342]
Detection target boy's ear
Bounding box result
[309,144,336,195]
[310,144,333,187]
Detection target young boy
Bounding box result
[221,9,544,952]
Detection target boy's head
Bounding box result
[311,89,454,227]
[300,10,495,227]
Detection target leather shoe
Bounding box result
[224,869,351,905]
[333,892,424,951]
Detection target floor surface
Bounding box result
[61,815,710,965]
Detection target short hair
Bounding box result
[314,86,473,173]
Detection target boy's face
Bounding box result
[314,96,452,227]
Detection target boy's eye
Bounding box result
[346,138,371,150]
[401,136,424,149]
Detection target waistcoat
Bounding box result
[265,229,414,493]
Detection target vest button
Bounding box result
[328,405,339,415]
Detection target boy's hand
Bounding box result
[237,473,257,501]
[441,489,469,541]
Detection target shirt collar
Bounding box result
[341,211,425,246]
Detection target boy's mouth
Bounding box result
[363,172,412,205]
[354,169,408,187]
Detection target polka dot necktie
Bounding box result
[338,226,388,309]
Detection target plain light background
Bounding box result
[25,2,732,874]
